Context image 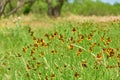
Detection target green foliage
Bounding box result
[23,4,31,15]
[31,0,48,14]
[2,0,120,16]
[62,0,120,16]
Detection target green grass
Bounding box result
[0,20,120,80]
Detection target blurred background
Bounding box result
[0,0,120,17]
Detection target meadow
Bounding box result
[0,15,120,80]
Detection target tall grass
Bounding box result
[0,20,120,80]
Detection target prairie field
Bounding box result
[0,15,120,80]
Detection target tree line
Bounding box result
[0,0,120,17]
[0,0,66,17]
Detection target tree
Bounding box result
[47,0,65,17]
[0,0,65,17]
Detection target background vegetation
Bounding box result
[0,0,120,17]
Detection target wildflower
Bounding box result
[37,62,41,68]
[96,53,102,59]
[8,68,11,70]
[88,36,92,40]
[88,33,93,40]
[33,37,36,40]
[74,72,79,77]
[61,39,65,44]
[106,48,114,57]
[68,44,74,50]
[102,48,106,52]
[18,54,22,57]
[81,60,87,68]
[51,74,55,79]
[91,42,96,47]
[28,27,31,33]
[106,37,111,43]
[27,45,30,49]
[30,31,34,36]
[77,38,82,43]
[45,75,48,80]
[72,27,76,33]
[51,50,57,54]
[45,33,49,39]
[23,48,27,53]
[44,43,49,47]
[106,65,117,69]
[41,42,45,47]
[39,52,44,57]
[76,48,82,56]
[40,38,44,43]
[89,47,93,52]
[34,43,38,47]
[64,64,67,68]
[54,32,58,36]
[33,68,37,71]
[100,36,104,41]
[117,54,120,58]
[71,66,74,70]
[51,35,55,39]
[78,34,84,40]
[59,34,63,40]
[31,50,35,56]
[39,72,42,76]
[70,37,74,41]
[26,64,31,71]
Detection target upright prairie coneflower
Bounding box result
[54,32,58,36]
[37,39,41,44]
[101,36,104,42]
[51,74,55,79]
[74,72,79,77]
[30,31,34,36]
[89,47,93,52]
[96,53,102,59]
[117,54,120,59]
[106,37,111,43]
[36,62,41,67]
[34,43,38,47]
[51,34,55,39]
[26,64,31,71]
[68,44,74,50]
[106,48,114,58]
[90,42,97,48]
[72,27,76,33]
[31,49,35,56]
[59,34,63,40]
[45,33,49,39]
[81,60,87,68]
[76,48,82,56]
[77,34,84,43]
[33,36,37,41]
[88,33,93,40]
[70,36,74,41]
[39,52,44,57]
[23,47,27,53]
[51,50,57,54]
[44,43,49,48]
